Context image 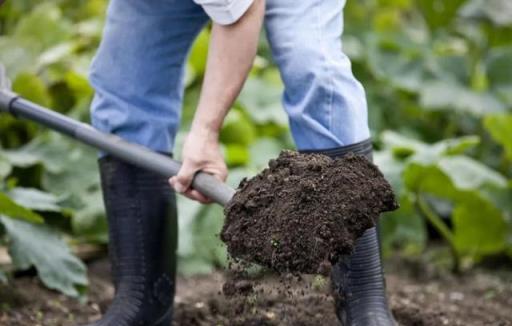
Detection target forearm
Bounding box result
[191,0,265,137]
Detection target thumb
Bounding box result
[173,161,198,193]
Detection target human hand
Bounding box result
[169,129,227,204]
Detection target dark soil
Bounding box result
[222,151,398,274]
[1,257,511,326]
[221,277,254,297]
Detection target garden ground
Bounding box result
[1,256,511,326]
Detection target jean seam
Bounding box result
[313,0,335,136]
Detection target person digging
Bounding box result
[86,0,395,325]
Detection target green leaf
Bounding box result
[227,167,257,189]
[12,72,51,107]
[366,37,427,92]
[402,149,510,261]
[36,42,75,68]
[453,196,507,256]
[381,131,480,160]
[249,138,283,170]
[0,192,43,223]
[7,188,61,212]
[438,156,507,190]
[431,136,480,156]
[2,147,43,169]
[479,183,512,221]
[374,149,406,195]
[71,189,108,243]
[238,78,288,125]
[418,0,466,29]
[486,47,512,88]
[420,80,506,115]
[0,38,36,77]
[177,193,230,274]
[13,3,72,52]
[75,18,104,38]
[439,156,507,190]
[380,194,426,256]
[8,135,101,197]
[42,146,100,196]
[433,55,470,85]
[0,216,87,297]
[190,204,227,268]
[484,114,512,161]
[220,110,256,146]
[188,28,209,76]
[0,61,12,89]
[65,70,94,101]
[0,154,12,179]
[380,131,428,157]
[225,144,249,167]
[404,156,507,198]
[459,0,512,26]
[177,198,204,258]
[3,135,88,173]
[403,163,458,199]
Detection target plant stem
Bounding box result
[416,194,461,273]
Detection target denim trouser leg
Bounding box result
[90,0,208,153]
[90,0,369,152]
[265,0,370,150]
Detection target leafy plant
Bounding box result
[376,132,511,271]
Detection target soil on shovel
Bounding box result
[221,150,398,274]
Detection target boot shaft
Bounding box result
[93,156,177,326]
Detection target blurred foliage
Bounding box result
[0,0,511,295]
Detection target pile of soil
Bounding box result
[221,151,398,274]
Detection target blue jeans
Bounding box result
[90,0,370,152]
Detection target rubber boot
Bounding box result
[302,139,396,326]
[87,156,178,326]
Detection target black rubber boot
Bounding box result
[87,156,178,326]
[302,139,396,326]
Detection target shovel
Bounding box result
[0,66,235,206]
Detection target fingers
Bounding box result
[169,176,213,204]
[212,166,228,183]
[169,159,216,203]
[167,142,228,204]
[172,160,198,193]
[184,189,212,204]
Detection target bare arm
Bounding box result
[169,0,265,203]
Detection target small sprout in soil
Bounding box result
[67,313,75,323]
[312,275,328,291]
[484,290,496,300]
[246,293,259,306]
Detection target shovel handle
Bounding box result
[0,90,235,206]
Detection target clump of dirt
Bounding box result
[221,150,398,274]
[222,278,254,297]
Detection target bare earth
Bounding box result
[0,257,511,326]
